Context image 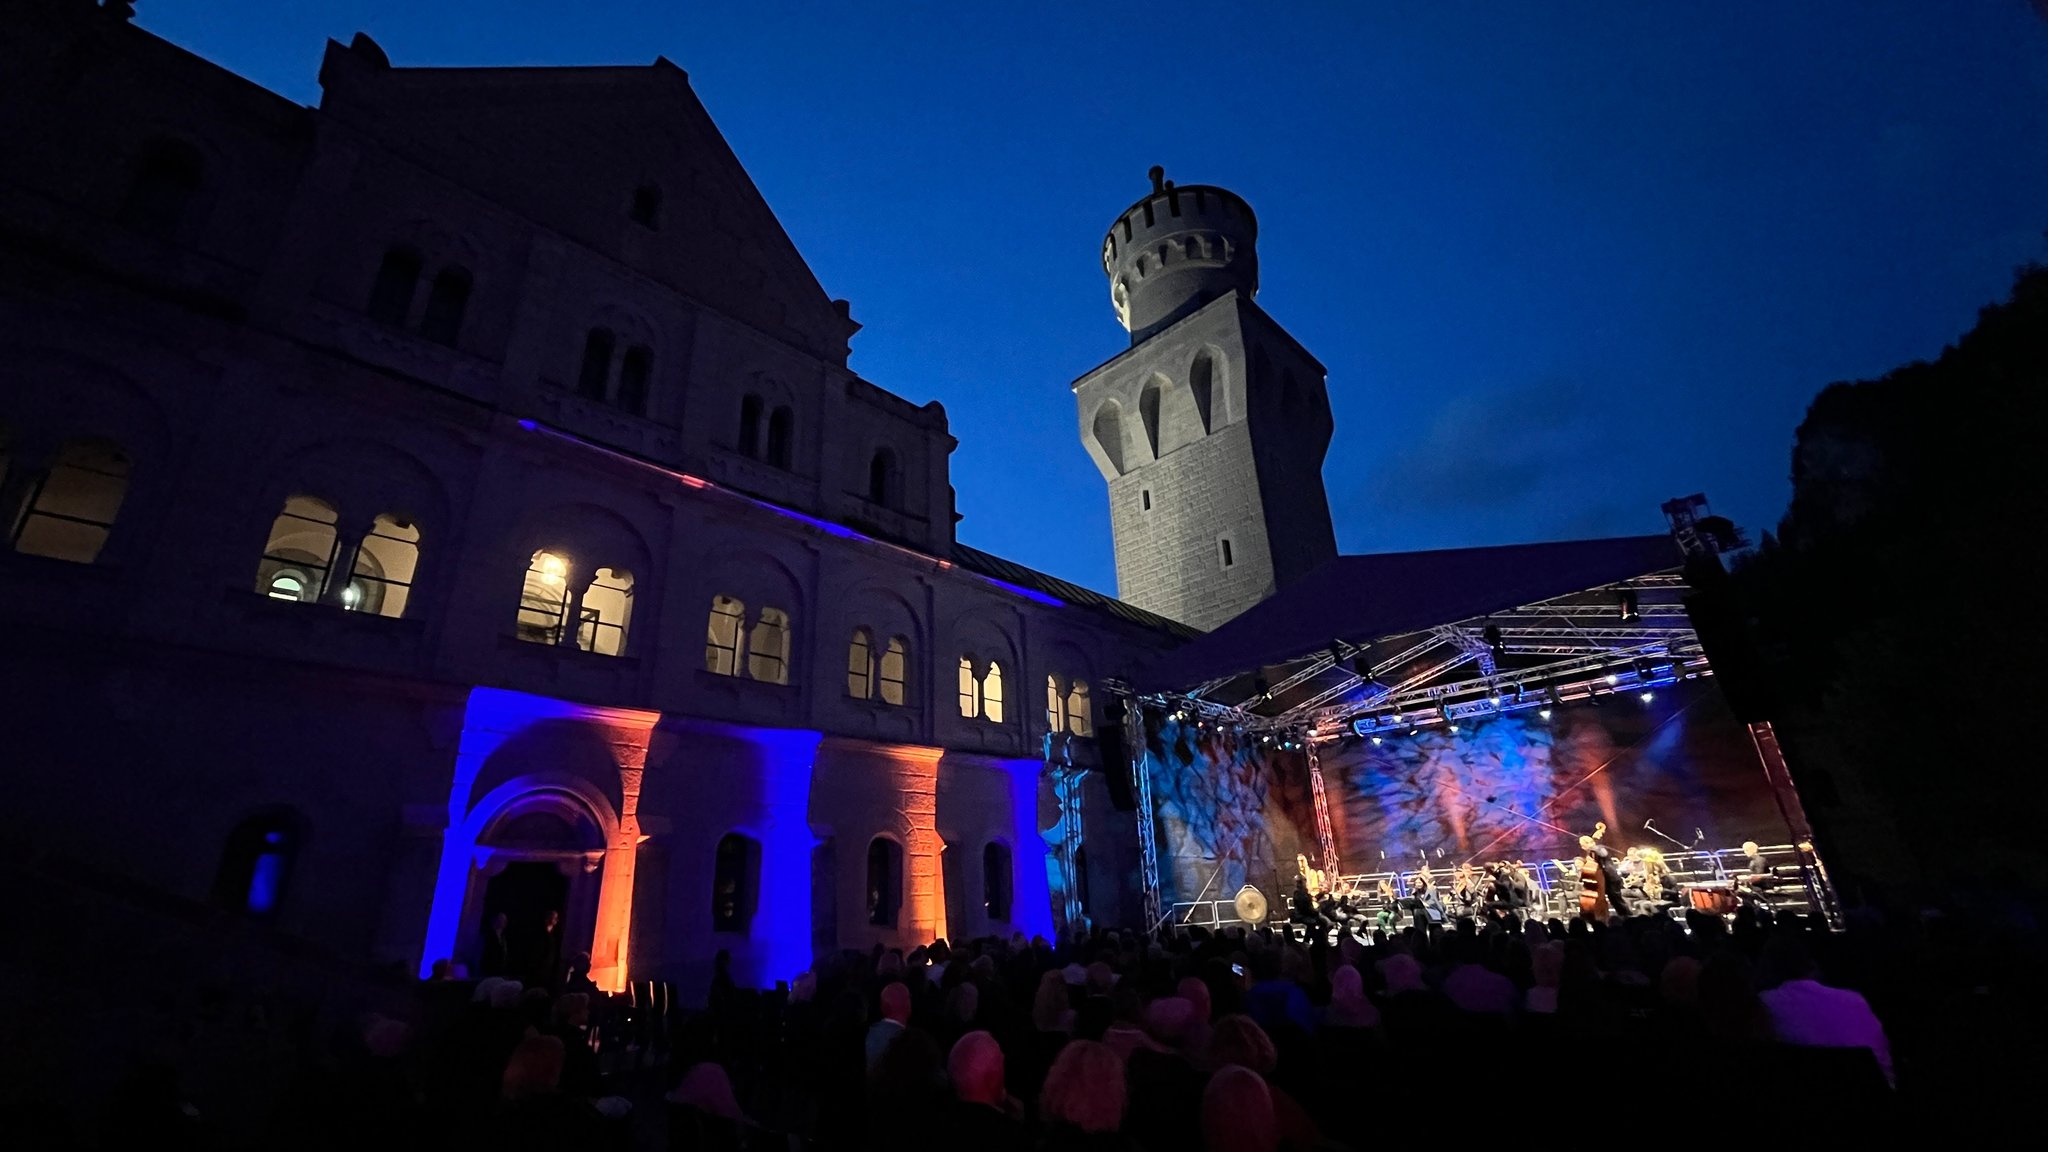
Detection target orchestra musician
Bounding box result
[1401,867,1447,928]
[1449,863,1483,919]
[1296,852,1327,898]
[1373,877,1400,933]
[1576,823,1630,919]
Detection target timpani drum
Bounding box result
[1688,884,1739,915]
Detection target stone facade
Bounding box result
[0,4,1184,1004]
[1074,173,1338,629]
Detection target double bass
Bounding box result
[1577,822,1609,917]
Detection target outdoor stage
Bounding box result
[1111,504,1838,932]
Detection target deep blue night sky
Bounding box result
[141,2,2048,596]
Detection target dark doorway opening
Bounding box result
[484,861,569,985]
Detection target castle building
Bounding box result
[0,4,1201,1001]
[1074,167,1338,630]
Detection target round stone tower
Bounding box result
[1101,166,1260,344]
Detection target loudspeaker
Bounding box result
[1096,697,1136,811]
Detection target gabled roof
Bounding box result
[949,544,1199,641]
[1137,535,1683,691]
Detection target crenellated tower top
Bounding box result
[1100,166,1259,344]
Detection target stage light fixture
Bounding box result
[1489,692,1503,706]
[1514,683,1526,703]
[1639,690,1655,703]
[1370,735,1383,746]
[1618,590,1639,620]
[1352,655,1374,680]
[1539,708,1553,720]
[1605,674,1619,686]
[1482,622,1505,659]
[1448,723,1460,733]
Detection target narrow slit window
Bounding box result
[254,495,341,603]
[1219,537,1235,568]
[1046,675,1063,733]
[866,837,903,928]
[766,406,794,469]
[1141,489,1151,511]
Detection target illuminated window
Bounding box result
[366,245,422,326]
[617,345,653,415]
[1067,680,1093,737]
[766,405,794,469]
[867,837,903,928]
[711,832,759,932]
[957,655,978,719]
[983,842,1013,922]
[880,636,908,706]
[749,606,790,684]
[120,139,204,238]
[254,495,340,603]
[417,266,472,346]
[345,513,420,618]
[516,550,572,645]
[577,328,615,400]
[576,567,634,656]
[1046,675,1063,733]
[848,627,873,699]
[10,438,131,564]
[630,184,662,230]
[738,395,763,458]
[983,660,1005,724]
[705,594,745,675]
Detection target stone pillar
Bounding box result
[589,745,644,993]
[888,747,948,944]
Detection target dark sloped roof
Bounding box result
[1137,534,1682,691]
[949,544,1199,640]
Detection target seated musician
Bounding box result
[1400,869,1446,927]
[1741,841,1775,885]
[1373,877,1400,932]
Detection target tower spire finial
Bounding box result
[1148,165,1165,194]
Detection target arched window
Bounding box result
[515,550,572,645]
[1046,675,1063,733]
[119,139,204,238]
[366,245,423,326]
[345,513,421,618]
[983,660,1005,724]
[867,837,904,928]
[1189,350,1216,432]
[417,266,472,346]
[630,184,663,229]
[879,636,908,706]
[983,842,1013,922]
[868,447,898,507]
[737,395,763,458]
[748,605,791,684]
[577,567,634,656]
[577,328,615,400]
[957,655,978,719]
[766,405,794,469]
[254,495,340,603]
[617,345,653,415]
[711,832,760,932]
[705,594,745,675]
[1067,681,1093,737]
[847,627,874,699]
[11,438,131,564]
[212,809,303,919]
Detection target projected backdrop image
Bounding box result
[1140,713,1322,908]
[1321,678,1783,868]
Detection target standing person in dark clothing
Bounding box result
[480,912,513,978]
[517,909,564,990]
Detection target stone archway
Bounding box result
[455,789,610,986]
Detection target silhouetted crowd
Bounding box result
[96,900,2048,1149]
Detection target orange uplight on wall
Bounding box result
[882,746,949,945]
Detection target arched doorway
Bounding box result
[461,792,608,987]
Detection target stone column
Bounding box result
[887,747,949,944]
[589,741,644,993]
